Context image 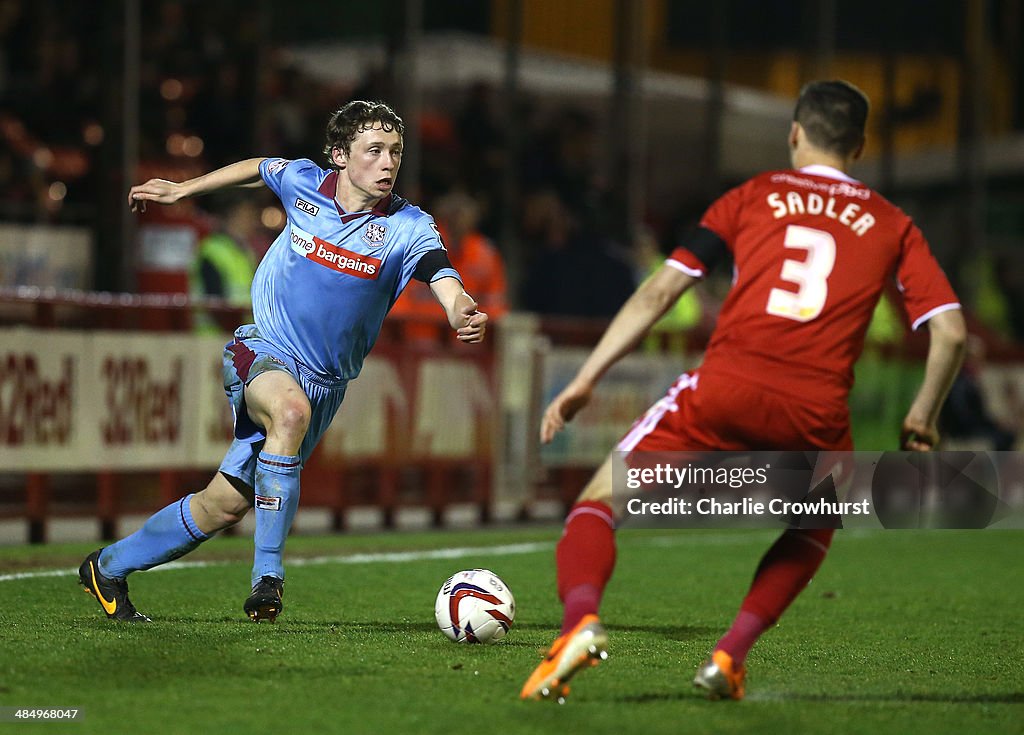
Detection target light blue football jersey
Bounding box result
[252,157,460,381]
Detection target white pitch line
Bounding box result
[0,568,75,583]
[0,529,829,584]
[0,542,553,583]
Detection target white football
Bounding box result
[434,569,515,644]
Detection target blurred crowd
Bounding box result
[0,0,1021,354]
[0,0,660,322]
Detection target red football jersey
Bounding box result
[668,165,959,412]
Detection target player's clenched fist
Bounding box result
[457,310,488,343]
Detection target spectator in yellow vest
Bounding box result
[634,226,704,353]
[190,196,260,333]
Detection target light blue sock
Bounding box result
[99,494,210,578]
[252,451,301,586]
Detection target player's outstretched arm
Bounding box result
[900,308,968,451]
[127,157,267,212]
[540,264,698,444]
[429,276,488,344]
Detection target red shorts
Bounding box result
[616,370,853,453]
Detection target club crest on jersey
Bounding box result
[362,222,387,247]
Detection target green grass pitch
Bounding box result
[1,527,1021,734]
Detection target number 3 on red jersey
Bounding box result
[766,225,836,322]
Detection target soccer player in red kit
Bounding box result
[520,80,967,702]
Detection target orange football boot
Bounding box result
[693,649,747,700]
[520,614,608,702]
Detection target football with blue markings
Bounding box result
[434,569,515,644]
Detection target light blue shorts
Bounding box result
[218,324,348,489]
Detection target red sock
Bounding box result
[716,528,834,665]
[556,501,616,634]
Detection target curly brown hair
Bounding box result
[322,100,404,168]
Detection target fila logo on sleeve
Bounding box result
[289,225,381,280]
[295,197,320,216]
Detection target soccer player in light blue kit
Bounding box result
[78,101,488,622]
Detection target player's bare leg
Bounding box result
[190,472,253,533]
